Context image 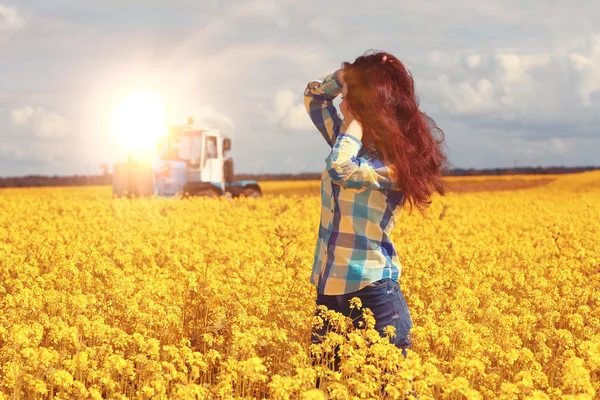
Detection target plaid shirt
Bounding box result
[304,70,405,295]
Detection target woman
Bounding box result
[304,50,448,370]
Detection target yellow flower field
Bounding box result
[0,172,599,399]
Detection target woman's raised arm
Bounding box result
[303,70,344,148]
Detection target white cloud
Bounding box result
[466,54,482,68]
[193,106,236,137]
[461,133,574,166]
[420,34,600,120]
[166,0,294,63]
[274,90,295,119]
[231,0,291,28]
[10,106,35,125]
[0,143,24,160]
[567,36,600,106]
[10,106,71,139]
[272,89,313,131]
[425,75,495,114]
[0,5,24,36]
[428,51,460,69]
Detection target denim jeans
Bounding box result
[310,278,413,372]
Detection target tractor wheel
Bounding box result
[184,187,221,198]
[197,187,221,198]
[241,187,261,198]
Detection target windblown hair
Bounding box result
[341,50,449,214]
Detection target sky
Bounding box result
[0,0,599,177]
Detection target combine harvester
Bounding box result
[112,117,262,199]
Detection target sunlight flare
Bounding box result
[113,91,168,155]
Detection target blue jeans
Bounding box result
[311,278,413,372]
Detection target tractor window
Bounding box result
[168,137,190,160]
[206,137,218,159]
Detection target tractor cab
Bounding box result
[149,118,260,198]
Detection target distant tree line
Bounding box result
[236,165,599,181]
[446,165,600,176]
[0,174,112,188]
[0,166,597,188]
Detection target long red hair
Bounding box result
[342,50,448,214]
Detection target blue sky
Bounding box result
[1,0,599,176]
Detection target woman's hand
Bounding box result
[336,69,345,87]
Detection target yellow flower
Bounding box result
[0,171,599,399]
[301,388,326,400]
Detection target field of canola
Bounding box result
[0,172,599,400]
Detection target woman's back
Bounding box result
[312,143,405,295]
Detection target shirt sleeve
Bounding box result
[303,70,344,148]
[328,133,398,190]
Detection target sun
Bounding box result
[113,91,168,157]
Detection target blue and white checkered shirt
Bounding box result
[304,70,405,295]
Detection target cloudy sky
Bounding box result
[1,0,599,177]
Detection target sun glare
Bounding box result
[113,91,168,156]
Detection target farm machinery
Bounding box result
[112,118,262,198]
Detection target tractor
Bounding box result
[112,118,262,199]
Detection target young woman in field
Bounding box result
[304,50,448,370]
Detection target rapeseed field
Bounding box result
[0,172,598,399]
